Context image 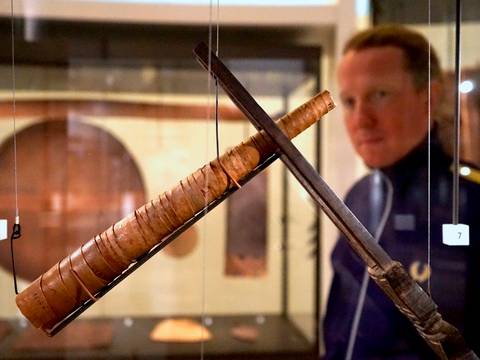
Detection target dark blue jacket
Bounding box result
[323,133,480,359]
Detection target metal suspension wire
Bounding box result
[201,1,220,358]
[427,0,432,296]
[452,0,462,225]
[214,0,220,159]
[9,0,21,295]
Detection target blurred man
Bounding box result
[323,25,480,359]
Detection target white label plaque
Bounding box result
[0,219,7,241]
[442,223,470,246]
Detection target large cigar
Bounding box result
[16,90,335,334]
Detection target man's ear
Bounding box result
[425,79,444,115]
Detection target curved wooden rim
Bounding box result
[0,99,247,121]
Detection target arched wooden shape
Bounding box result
[0,120,146,281]
[163,226,198,258]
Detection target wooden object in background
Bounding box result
[0,120,146,281]
[0,99,247,123]
[149,318,212,343]
[163,226,198,258]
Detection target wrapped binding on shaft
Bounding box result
[16,90,335,334]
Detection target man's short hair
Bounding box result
[343,25,442,90]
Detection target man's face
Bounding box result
[338,46,430,168]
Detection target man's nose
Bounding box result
[351,101,376,128]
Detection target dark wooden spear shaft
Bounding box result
[194,42,478,360]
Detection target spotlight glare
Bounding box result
[459,80,474,94]
[460,166,471,176]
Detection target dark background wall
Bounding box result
[373,0,480,25]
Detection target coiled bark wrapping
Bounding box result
[16,90,335,333]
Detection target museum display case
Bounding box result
[0,0,479,359]
[0,15,324,359]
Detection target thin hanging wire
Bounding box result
[201,1,220,359]
[9,1,18,215]
[427,0,432,295]
[452,0,462,225]
[201,13,212,360]
[9,0,21,295]
[214,1,220,159]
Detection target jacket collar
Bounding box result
[379,127,450,186]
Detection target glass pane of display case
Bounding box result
[3,1,478,359]
[374,0,480,167]
[0,16,322,359]
[326,2,480,358]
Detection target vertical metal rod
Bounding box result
[9,0,20,295]
[452,0,462,224]
[314,67,322,357]
[281,92,289,317]
[427,0,432,295]
[281,164,289,317]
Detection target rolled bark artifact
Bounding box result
[16,90,335,334]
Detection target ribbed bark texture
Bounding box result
[16,90,334,334]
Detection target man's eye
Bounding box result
[341,97,355,109]
[372,90,388,100]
